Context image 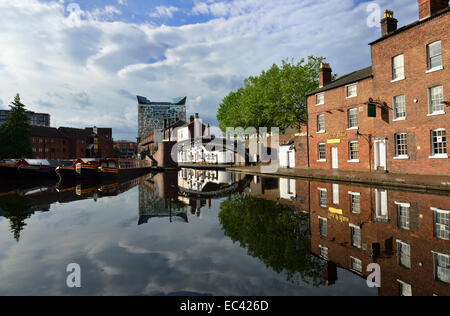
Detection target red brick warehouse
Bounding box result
[306,0,449,176]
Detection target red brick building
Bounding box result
[30,126,70,160]
[58,127,113,159]
[307,0,449,176]
[115,140,137,159]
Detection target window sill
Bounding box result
[316,131,326,134]
[317,159,327,163]
[393,117,406,122]
[427,111,446,117]
[429,155,448,159]
[346,95,357,99]
[426,66,443,74]
[347,127,358,131]
[391,77,405,83]
[347,160,360,163]
[316,102,324,106]
[394,156,409,160]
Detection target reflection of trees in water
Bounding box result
[0,195,32,242]
[219,195,325,286]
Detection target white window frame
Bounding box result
[318,188,327,208]
[319,216,328,237]
[347,108,358,130]
[350,256,363,274]
[319,245,329,260]
[318,143,326,162]
[393,95,406,121]
[394,133,409,159]
[392,54,405,82]
[428,86,445,116]
[348,141,360,163]
[397,280,413,296]
[430,128,448,159]
[316,93,325,105]
[433,252,450,284]
[349,192,361,215]
[346,84,357,98]
[350,223,362,249]
[432,207,449,241]
[317,114,325,133]
[396,240,411,269]
[396,202,411,230]
[426,41,443,73]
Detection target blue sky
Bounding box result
[0,0,419,140]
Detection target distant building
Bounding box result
[0,110,50,127]
[137,95,187,139]
[30,126,70,160]
[115,140,137,159]
[58,127,113,159]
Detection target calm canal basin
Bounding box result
[0,169,448,296]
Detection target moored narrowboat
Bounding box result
[16,159,60,179]
[55,159,85,181]
[0,160,19,179]
[75,160,99,180]
[97,159,119,180]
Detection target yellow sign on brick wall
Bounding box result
[327,139,341,144]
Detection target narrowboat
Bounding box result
[97,159,119,180]
[0,160,19,178]
[75,160,99,180]
[16,159,60,179]
[55,159,85,181]
[97,159,152,180]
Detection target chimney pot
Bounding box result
[418,0,449,20]
[380,10,398,37]
[319,63,332,88]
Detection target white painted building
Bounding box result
[279,145,295,169]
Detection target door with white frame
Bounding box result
[374,139,387,171]
[331,147,339,169]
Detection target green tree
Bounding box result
[0,94,32,159]
[218,194,325,286]
[113,145,121,158]
[217,56,334,132]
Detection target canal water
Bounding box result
[0,169,448,296]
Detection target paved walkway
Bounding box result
[226,166,450,193]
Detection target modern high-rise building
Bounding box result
[137,96,187,138]
[0,110,50,127]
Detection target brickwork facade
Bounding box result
[307,2,449,176]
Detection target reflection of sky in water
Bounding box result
[0,186,376,296]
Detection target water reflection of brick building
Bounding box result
[308,180,450,296]
[244,175,449,295]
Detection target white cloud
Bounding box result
[149,5,180,19]
[0,0,418,140]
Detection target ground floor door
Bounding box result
[374,139,387,171]
[331,147,338,169]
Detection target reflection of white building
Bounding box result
[280,178,296,200]
[178,168,233,192]
[178,141,235,165]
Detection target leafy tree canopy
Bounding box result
[113,145,121,158]
[217,56,333,132]
[0,94,32,159]
[219,194,325,286]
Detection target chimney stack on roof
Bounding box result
[418,0,449,20]
[319,63,332,88]
[381,10,398,36]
